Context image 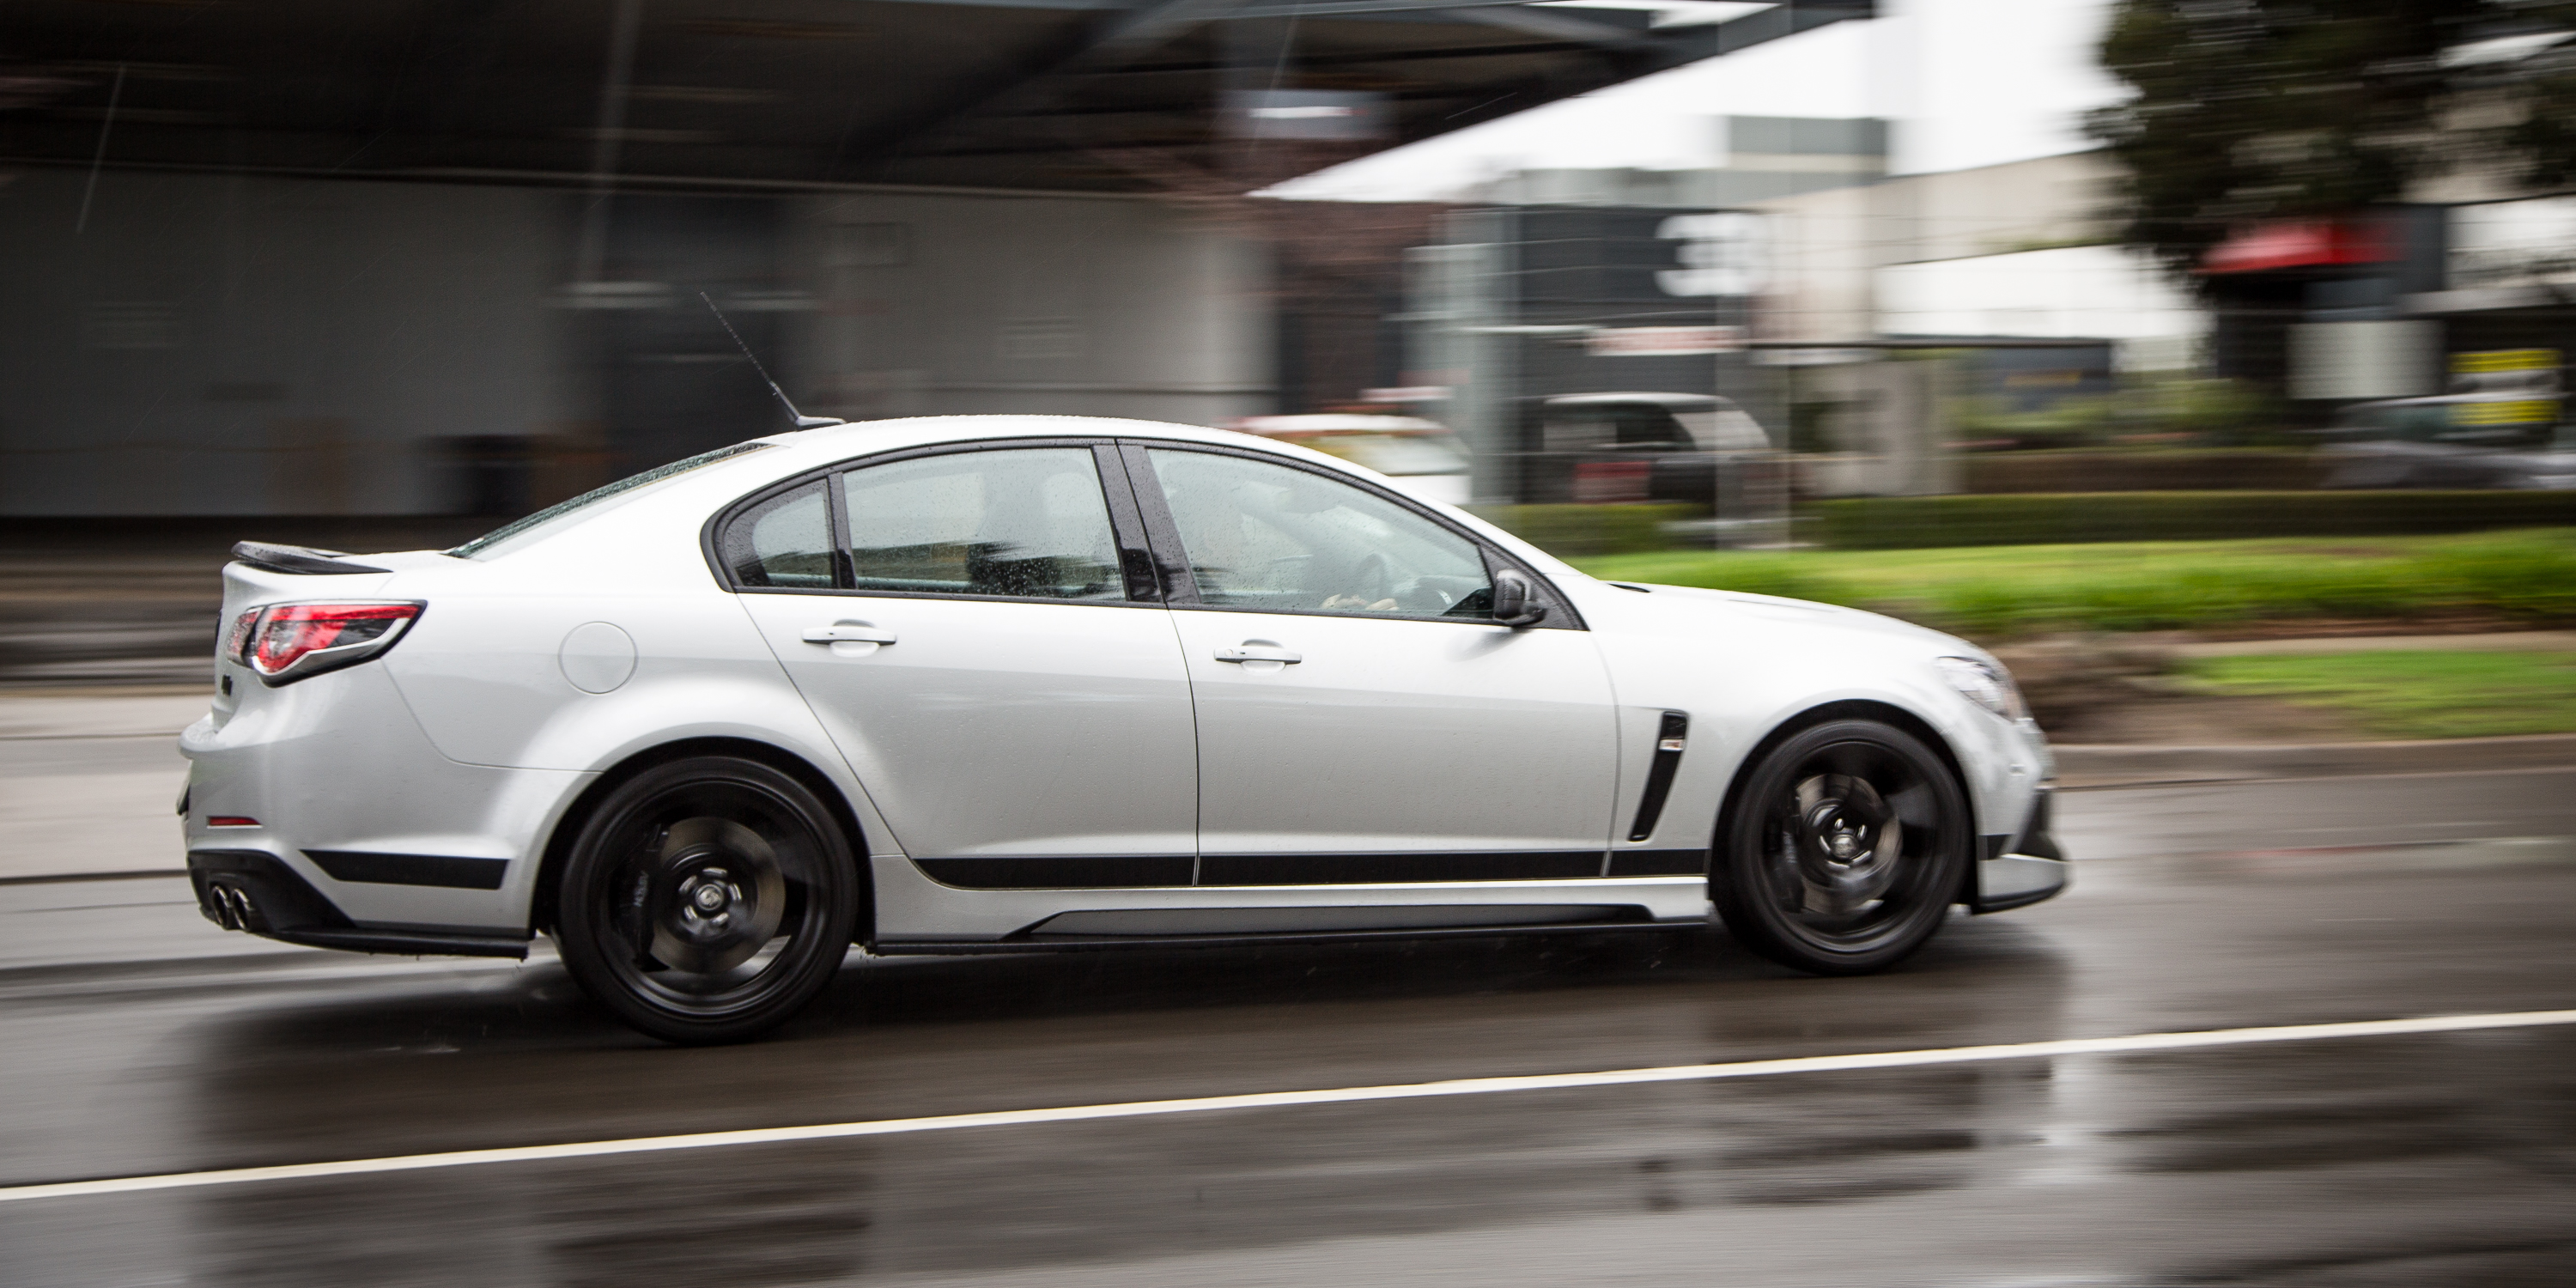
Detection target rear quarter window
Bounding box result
[721,482,835,588]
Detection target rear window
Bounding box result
[447,442,774,560]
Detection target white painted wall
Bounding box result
[1749,151,2134,343]
[1877,244,2204,364]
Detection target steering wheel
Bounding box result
[1345,552,1395,608]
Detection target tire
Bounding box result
[555,756,861,1044]
[1710,719,1971,975]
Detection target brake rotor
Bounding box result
[644,816,787,974]
[1787,772,1905,915]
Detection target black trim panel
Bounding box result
[1969,874,2067,915]
[1199,850,1606,885]
[188,849,529,958]
[278,927,532,958]
[1625,711,1689,841]
[878,918,1697,955]
[2012,787,2063,860]
[1022,903,1632,936]
[1115,442,1203,605]
[190,849,349,932]
[1607,848,1709,877]
[307,850,510,890]
[1092,442,1164,603]
[913,855,1197,890]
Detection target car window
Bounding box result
[841,447,1123,601]
[1540,405,1695,453]
[1145,448,1493,619]
[720,481,835,588]
[2395,406,2452,441]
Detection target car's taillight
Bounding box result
[233,601,424,684]
[224,608,261,664]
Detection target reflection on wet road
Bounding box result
[3,769,2573,1286]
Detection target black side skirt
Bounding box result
[913,848,1712,890]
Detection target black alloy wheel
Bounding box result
[556,756,860,1044]
[1711,719,1970,975]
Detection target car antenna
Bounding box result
[702,291,842,429]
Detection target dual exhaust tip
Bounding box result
[202,881,260,933]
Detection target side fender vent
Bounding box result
[1626,711,1690,842]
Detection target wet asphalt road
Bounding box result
[3,768,2574,1287]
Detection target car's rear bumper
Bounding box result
[180,662,580,936]
[188,848,532,958]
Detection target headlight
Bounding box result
[1935,655,2027,721]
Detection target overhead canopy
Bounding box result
[0,0,1871,193]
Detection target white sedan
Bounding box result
[181,416,2065,1043]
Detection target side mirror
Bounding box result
[1492,570,1549,628]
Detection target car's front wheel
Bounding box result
[1711,719,1970,975]
[555,756,861,1044]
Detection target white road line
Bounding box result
[5,1007,2573,1205]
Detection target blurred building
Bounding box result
[0,0,1875,518]
[1397,116,1887,503]
[1406,205,1764,504]
[1751,150,2199,368]
[1479,114,1886,208]
[1753,142,2576,433]
[1,170,1267,517]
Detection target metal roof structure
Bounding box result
[0,0,1872,194]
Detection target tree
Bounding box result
[2087,1,2576,279]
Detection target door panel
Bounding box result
[1167,611,1619,866]
[729,445,1196,877]
[1131,445,1620,872]
[740,595,1197,866]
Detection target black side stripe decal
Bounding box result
[1626,711,1689,842]
[305,851,509,890]
[1607,848,1709,878]
[910,849,1710,890]
[1199,850,1603,886]
[915,856,1196,890]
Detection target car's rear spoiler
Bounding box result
[231,541,392,575]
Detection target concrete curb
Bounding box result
[2055,732,2576,788]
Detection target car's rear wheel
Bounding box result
[1711,719,1970,975]
[555,756,860,1044]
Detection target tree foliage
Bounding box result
[2087,1,2576,280]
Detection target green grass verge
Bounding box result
[1810,489,2576,549]
[1571,527,2576,637]
[2178,652,2576,739]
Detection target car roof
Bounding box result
[714,413,1460,504]
[743,414,1299,468]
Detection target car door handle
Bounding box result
[1214,644,1301,665]
[802,624,897,645]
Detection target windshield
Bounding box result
[447,442,775,559]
